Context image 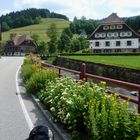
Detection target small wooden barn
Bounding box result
[4,35,37,55]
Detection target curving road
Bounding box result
[0,56,29,140]
[0,56,63,140]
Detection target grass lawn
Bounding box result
[2,18,70,42]
[67,55,140,69]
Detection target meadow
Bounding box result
[67,55,140,69]
[2,18,70,42]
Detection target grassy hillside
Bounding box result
[2,18,70,42]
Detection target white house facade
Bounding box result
[89,13,140,53]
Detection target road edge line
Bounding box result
[16,65,34,131]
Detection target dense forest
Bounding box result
[69,16,99,37]
[124,16,140,32]
[0,8,69,31]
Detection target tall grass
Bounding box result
[21,64,34,83]
[25,69,57,95]
[21,56,34,83]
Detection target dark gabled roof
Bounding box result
[100,13,124,24]
[88,13,140,40]
[12,35,34,46]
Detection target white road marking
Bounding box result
[16,65,34,131]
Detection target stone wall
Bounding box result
[54,56,140,84]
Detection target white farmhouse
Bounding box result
[89,13,140,53]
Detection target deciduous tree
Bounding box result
[47,23,58,54]
[37,41,48,55]
[57,28,72,52]
[31,33,40,42]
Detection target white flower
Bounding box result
[58,110,64,116]
[83,112,86,115]
[84,105,88,109]
[63,118,67,124]
[66,113,70,119]
[62,91,67,95]
[50,107,55,112]
[60,96,66,100]
[54,119,57,122]
[49,99,53,103]
[50,89,54,92]
[54,96,58,99]
[73,94,77,97]
[66,100,72,105]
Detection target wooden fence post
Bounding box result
[138,90,140,113]
[80,63,86,81]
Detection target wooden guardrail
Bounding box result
[40,60,140,113]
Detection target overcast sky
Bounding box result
[1,0,140,20]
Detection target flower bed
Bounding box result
[22,56,140,140]
[37,78,140,139]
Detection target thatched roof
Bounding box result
[11,35,36,46]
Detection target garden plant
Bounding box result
[22,55,140,140]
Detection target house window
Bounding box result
[95,42,99,47]
[107,32,118,38]
[107,33,112,37]
[105,41,110,46]
[117,25,123,29]
[120,32,125,37]
[127,31,132,37]
[95,33,106,38]
[114,32,118,37]
[116,41,120,46]
[103,26,109,30]
[110,25,115,30]
[95,33,100,38]
[101,33,106,38]
[127,41,132,46]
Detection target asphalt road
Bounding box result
[0,56,63,140]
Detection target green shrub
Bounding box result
[21,64,34,83]
[26,69,57,95]
[38,78,140,139]
[86,94,140,140]
[46,57,56,64]
[38,78,106,137]
[23,55,31,64]
[21,55,34,83]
